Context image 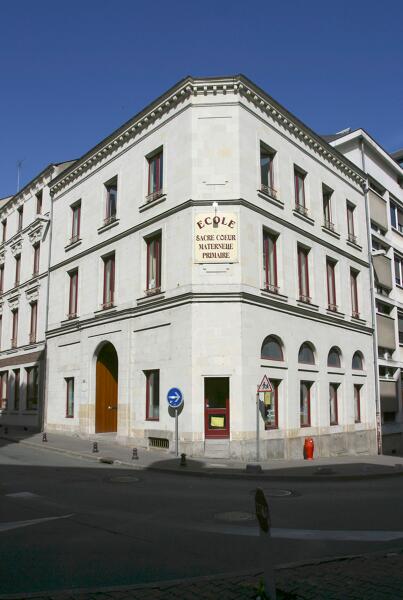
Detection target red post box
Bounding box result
[304,437,314,460]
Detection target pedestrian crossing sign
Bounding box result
[257,375,273,393]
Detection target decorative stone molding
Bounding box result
[7,294,20,310]
[10,237,22,256]
[49,76,365,198]
[0,250,4,265]
[0,301,3,315]
[26,284,40,303]
[28,218,45,245]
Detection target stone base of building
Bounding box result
[382,432,403,456]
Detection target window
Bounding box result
[145,370,159,420]
[294,167,307,215]
[30,302,37,344]
[146,233,161,292]
[11,309,18,348]
[346,203,356,244]
[104,177,117,225]
[14,254,21,286]
[0,315,2,350]
[2,220,6,243]
[0,371,8,410]
[261,335,283,361]
[322,186,334,231]
[68,269,78,318]
[352,352,363,370]
[298,342,315,364]
[0,264,4,293]
[26,366,39,410]
[390,202,403,233]
[350,269,359,318]
[66,378,74,418]
[327,347,341,368]
[326,259,337,311]
[13,369,20,411]
[260,145,276,197]
[329,383,339,425]
[33,243,40,276]
[17,206,23,232]
[264,379,279,429]
[147,150,163,200]
[36,190,43,215]
[297,245,310,302]
[70,202,81,244]
[263,230,278,292]
[300,381,311,427]
[394,254,403,286]
[354,384,361,423]
[102,254,115,308]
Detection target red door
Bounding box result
[204,377,230,439]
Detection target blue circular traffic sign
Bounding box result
[167,387,183,408]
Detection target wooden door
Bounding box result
[95,344,118,433]
[204,377,230,439]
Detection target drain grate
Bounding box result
[149,437,169,449]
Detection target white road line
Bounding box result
[5,492,40,499]
[0,514,74,533]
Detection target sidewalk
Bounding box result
[1,428,403,481]
[1,549,402,599]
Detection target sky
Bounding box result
[0,0,402,197]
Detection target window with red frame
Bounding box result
[0,371,8,410]
[263,230,278,292]
[300,381,311,427]
[71,202,81,243]
[145,370,159,420]
[13,368,20,411]
[11,309,18,348]
[0,315,2,350]
[15,254,21,286]
[104,177,117,224]
[26,366,39,410]
[30,302,37,344]
[260,145,276,196]
[264,379,280,430]
[36,190,43,215]
[147,150,163,198]
[33,243,40,276]
[354,384,361,423]
[297,245,310,302]
[346,202,356,243]
[146,234,161,292]
[294,167,306,208]
[322,186,333,229]
[350,269,359,318]
[68,269,78,318]
[17,206,23,232]
[66,377,74,418]
[0,264,4,293]
[2,220,6,243]
[102,254,115,308]
[329,383,339,425]
[326,258,337,311]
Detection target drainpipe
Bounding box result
[360,137,382,454]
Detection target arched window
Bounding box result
[261,335,284,361]
[327,347,341,368]
[352,351,363,370]
[298,342,315,364]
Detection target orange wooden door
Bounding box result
[95,345,118,433]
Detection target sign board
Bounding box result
[167,387,183,408]
[258,375,272,393]
[194,213,238,263]
[255,487,271,533]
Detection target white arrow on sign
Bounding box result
[169,392,181,402]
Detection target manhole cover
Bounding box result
[109,476,140,483]
[215,511,255,522]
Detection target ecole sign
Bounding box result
[194,213,238,263]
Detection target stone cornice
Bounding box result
[0,167,54,219]
[49,76,365,198]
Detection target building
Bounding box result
[0,162,74,431]
[327,130,403,455]
[40,76,377,459]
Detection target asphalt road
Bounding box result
[1,440,403,595]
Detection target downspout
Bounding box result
[360,137,382,454]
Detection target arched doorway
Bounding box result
[95,342,118,433]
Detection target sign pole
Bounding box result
[175,407,179,457]
[255,488,276,600]
[256,390,260,462]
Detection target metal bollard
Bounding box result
[92,441,99,453]
[132,447,138,460]
[180,452,187,467]
[42,432,48,443]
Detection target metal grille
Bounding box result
[149,437,169,449]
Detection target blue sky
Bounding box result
[1,0,402,196]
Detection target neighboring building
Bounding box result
[43,76,377,459]
[327,129,403,455]
[0,162,74,431]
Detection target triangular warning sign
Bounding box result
[257,375,273,393]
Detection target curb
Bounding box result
[2,434,403,482]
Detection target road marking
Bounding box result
[0,514,74,533]
[5,492,40,499]
[194,523,403,542]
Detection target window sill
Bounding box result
[321,225,340,240]
[97,218,119,234]
[61,316,80,327]
[346,239,362,252]
[94,305,117,317]
[260,288,288,302]
[65,239,82,252]
[139,193,167,213]
[293,208,314,226]
[352,370,367,377]
[145,418,160,422]
[257,190,284,209]
[298,365,319,373]
[327,368,346,375]
[351,315,367,325]
[326,308,345,319]
[137,291,165,306]
[297,299,319,311]
[260,360,288,370]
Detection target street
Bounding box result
[1,440,403,596]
